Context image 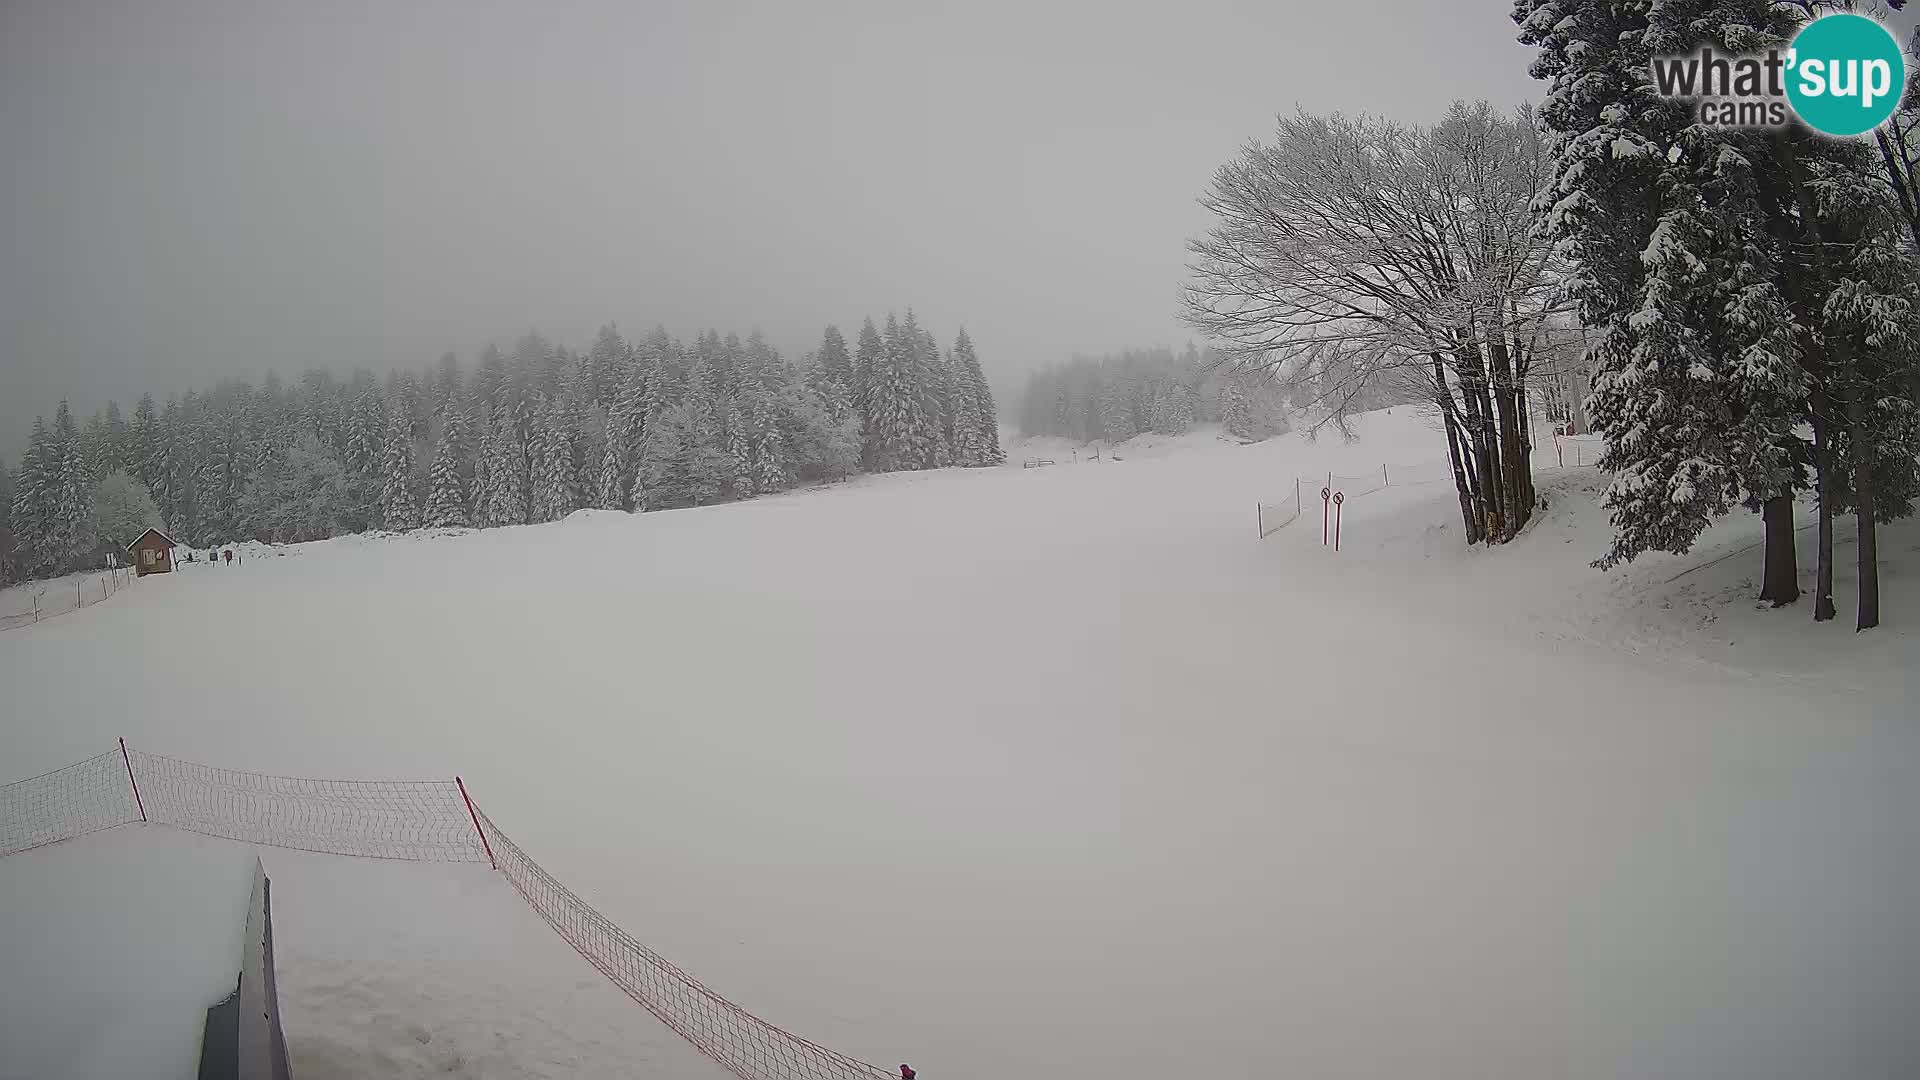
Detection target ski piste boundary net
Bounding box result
[0,741,897,1080]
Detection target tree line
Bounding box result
[1182,3,1920,630]
[1,314,1002,583]
[1515,0,1920,630]
[1012,345,1296,445]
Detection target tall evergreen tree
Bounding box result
[51,401,91,567]
[867,314,937,472]
[0,457,15,585]
[919,331,955,468]
[812,325,855,425]
[724,395,754,498]
[597,367,646,510]
[10,418,55,578]
[475,417,527,528]
[951,329,1002,464]
[423,406,470,529]
[130,394,160,494]
[854,318,884,466]
[748,392,789,494]
[102,401,129,474]
[529,398,581,522]
[378,405,420,531]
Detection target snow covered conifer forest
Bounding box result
[0,320,1002,580]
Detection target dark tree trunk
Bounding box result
[1812,414,1837,621]
[1487,331,1529,538]
[1513,342,1537,520]
[1758,494,1800,606]
[1459,341,1504,541]
[1442,404,1480,545]
[1850,406,1880,631]
[1435,354,1483,544]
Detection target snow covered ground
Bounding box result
[2,409,1915,1080]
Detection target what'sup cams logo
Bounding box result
[1651,13,1906,137]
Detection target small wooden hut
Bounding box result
[127,528,177,576]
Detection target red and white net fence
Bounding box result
[125,749,490,863]
[1,743,896,1080]
[1552,435,1605,469]
[1257,485,1303,538]
[1381,461,1455,487]
[476,808,894,1080]
[1329,467,1389,499]
[0,749,144,856]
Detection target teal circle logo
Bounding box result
[1786,13,1905,137]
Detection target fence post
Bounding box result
[1382,463,1389,488]
[120,738,147,823]
[456,777,497,869]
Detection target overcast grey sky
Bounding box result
[0,0,1550,451]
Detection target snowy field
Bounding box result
[2,410,1916,1080]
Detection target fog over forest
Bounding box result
[0,0,1569,453]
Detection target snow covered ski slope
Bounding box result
[2,411,1915,1080]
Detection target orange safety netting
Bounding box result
[1,743,896,1080]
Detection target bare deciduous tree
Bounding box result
[1183,101,1572,544]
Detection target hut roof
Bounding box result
[125,527,178,553]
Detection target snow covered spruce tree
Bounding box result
[378,403,420,531]
[423,415,470,529]
[598,352,648,511]
[807,326,856,427]
[853,318,885,468]
[1518,0,1806,597]
[9,418,57,578]
[748,392,790,494]
[529,396,583,523]
[0,460,15,585]
[1184,103,1561,543]
[865,314,924,472]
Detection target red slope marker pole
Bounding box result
[456,776,497,870]
[120,738,147,823]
